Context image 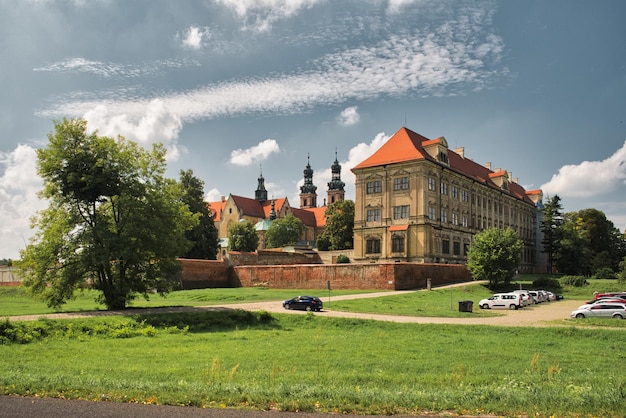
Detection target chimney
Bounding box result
[453,147,465,158]
[486,162,492,170]
[221,195,225,202]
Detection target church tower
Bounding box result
[299,155,317,208]
[327,151,345,204]
[255,166,268,203]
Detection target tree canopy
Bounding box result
[179,169,219,259]
[265,214,305,248]
[541,195,563,273]
[467,227,523,288]
[228,221,258,252]
[19,119,197,310]
[317,199,354,251]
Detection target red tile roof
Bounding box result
[353,127,535,205]
[208,199,227,222]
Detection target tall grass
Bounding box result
[1,311,625,417]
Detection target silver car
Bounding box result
[570,303,626,319]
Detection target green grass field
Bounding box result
[1,276,625,417]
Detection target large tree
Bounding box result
[19,119,196,310]
[179,169,219,259]
[265,214,305,248]
[228,221,258,252]
[318,199,354,251]
[467,227,523,288]
[541,195,563,273]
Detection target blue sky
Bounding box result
[1,0,625,259]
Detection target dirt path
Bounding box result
[7,283,582,327]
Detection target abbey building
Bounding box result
[351,127,545,273]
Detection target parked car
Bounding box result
[593,292,626,301]
[478,293,522,310]
[570,303,626,319]
[578,298,626,310]
[511,290,532,307]
[282,296,323,311]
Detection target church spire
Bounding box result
[327,149,345,204]
[255,164,267,202]
[299,154,317,208]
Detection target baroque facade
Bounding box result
[351,127,545,273]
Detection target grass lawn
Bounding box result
[1,310,625,417]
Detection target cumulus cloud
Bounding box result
[0,145,46,259]
[229,138,280,166]
[216,0,321,32]
[83,100,184,161]
[540,141,626,198]
[206,187,223,203]
[337,106,360,127]
[180,26,209,50]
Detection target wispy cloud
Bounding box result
[34,57,199,79]
[216,0,322,32]
[229,138,281,166]
[337,106,360,126]
[541,141,626,198]
[179,26,210,50]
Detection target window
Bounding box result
[440,182,448,195]
[453,241,461,255]
[441,209,448,224]
[366,180,382,194]
[366,239,381,254]
[392,236,405,252]
[442,240,450,254]
[393,177,409,191]
[452,186,458,199]
[462,215,468,228]
[451,212,458,225]
[428,207,436,220]
[462,190,468,202]
[367,209,381,222]
[464,243,469,255]
[393,205,409,219]
[428,177,436,191]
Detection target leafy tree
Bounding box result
[19,119,196,310]
[541,195,563,273]
[228,221,258,252]
[179,169,219,259]
[467,227,523,288]
[558,208,626,275]
[265,214,304,248]
[318,199,354,250]
[556,215,591,275]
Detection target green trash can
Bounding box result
[458,300,473,312]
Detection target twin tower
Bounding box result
[255,152,345,209]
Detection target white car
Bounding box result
[479,293,522,310]
[570,303,626,319]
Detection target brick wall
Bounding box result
[178,258,472,291]
[227,250,322,266]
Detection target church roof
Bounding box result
[352,126,536,205]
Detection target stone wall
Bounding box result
[177,259,233,289]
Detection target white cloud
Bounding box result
[206,187,223,203]
[0,145,46,259]
[229,138,280,166]
[216,0,322,32]
[337,106,360,127]
[180,26,208,50]
[386,0,420,14]
[83,100,184,161]
[540,141,626,198]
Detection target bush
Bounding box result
[336,254,350,264]
[560,275,589,287]
[532,277,562,292]
[592,267,617,280]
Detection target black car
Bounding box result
[282,296,323,311]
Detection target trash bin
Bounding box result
[458,300,473,313]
